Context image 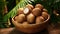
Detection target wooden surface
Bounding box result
[0,28,49,34]
[0,24,60,34]
[48,23,60,34]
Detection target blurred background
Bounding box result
[0,0,60,28]
[0,0,21,28]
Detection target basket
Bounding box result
[12,14,50,33]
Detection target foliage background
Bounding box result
[0,0,60,28]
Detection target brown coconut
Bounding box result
[35,4,44,10]
[17,8,24,15]
[42,12,48,20]
[36,16,45,24]
[23,8,31,15]
[27,13,35,24]
[32,8,41,16]
[15,14,25,23]
[26,4,34,10]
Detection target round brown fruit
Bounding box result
[26,4,34,10]
[35,4,43,10]
[27,13,35,24]
[36,16,45,24]
[42,12,48,20]
[15,14,25,23]
[17,8,24,15]
[22,22,29,27]
[32,8,41,16]
[25,4,34,14]
[43,9,48,13]
[23,8,30,15]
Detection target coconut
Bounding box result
[26,4,34,10]
[32,8,41,16]
[27,13,35,24]
[36,16,45,24]
[35,4,43,10]
[22,21,29,27]
[42,12,48,20]
[15,14,25,23]
[23,8,30,15]
[17,8,24,15]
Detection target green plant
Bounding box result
[0,0,7,28]
[0,0,60,28]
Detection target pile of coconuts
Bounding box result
[14,4,49,24]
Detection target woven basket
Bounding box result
[12,14,50,33]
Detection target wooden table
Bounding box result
[0,24,60,34]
